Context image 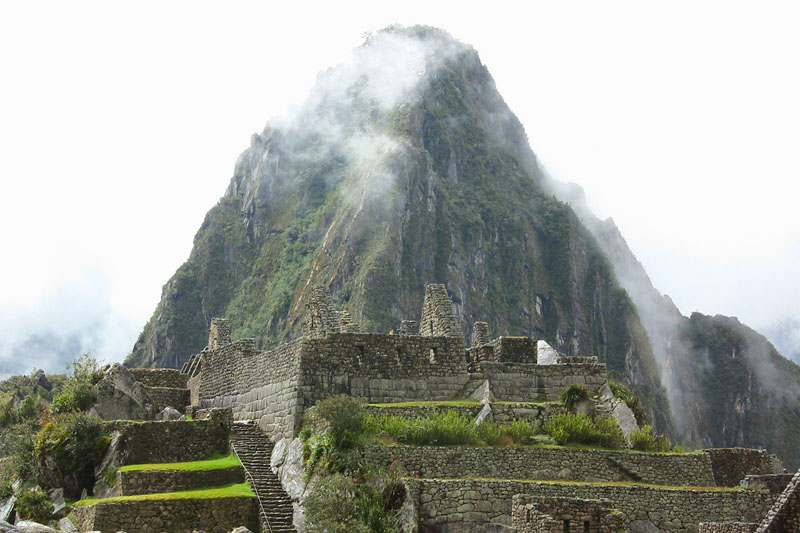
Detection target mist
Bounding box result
[0,269,141,379]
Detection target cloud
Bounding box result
[0,268,142,379]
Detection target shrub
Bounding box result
[304,471,402,533]
[15,488,53,523]
[35,412,109,497]
[629,425,672,452]
[50,353,102,414]
[0,480,13,499]
[544,412,625,449]
[304,395,366,450]
[559,384,588,410]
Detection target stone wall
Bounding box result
[480,361,608,401]
[405,478,776,532]
[699,524,757,533]
[299,333,470,405]
[364,446,716,486]
[364,404,482,420]
[756,469,800,532]
[144,386,190,413]
[419,284,462,338]
[512,495,625,533]
[72,496,258,533]
[197,339,303,440]
[490,402,565,424]
[129,368,189,388]
[742,474,794,497]
[106,409,232,465]
[116,467,244,495]
[706,448,782,487]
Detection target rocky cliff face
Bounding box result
[126,26,800,465]
[126,27,673,433]
[552,182,800,468]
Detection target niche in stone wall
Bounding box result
[429,347,437,363]
[395,346,403,365]
[356,345,364,366]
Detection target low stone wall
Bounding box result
[144,386,190,413]
[107,409,232,465]
[116,467,244,495]
[742,474,794,497]
[72,496,258,533]
[512,495,625,533]
[364,404,482,420]
[404,478,776,532]
[706,448,782,487]
[130,368,189,388]
[480,362,607,402]
[490,402,565,423]
[364,446,715,486]
[757,469,800,532]
[698,523,757,533]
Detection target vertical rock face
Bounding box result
[126,27,672,436]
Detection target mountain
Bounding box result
[125,26,800,466]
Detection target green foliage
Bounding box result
[629,425,672,452]
[544,412,625,449]
[75,482,255,505]
[35,412,109,492]
[365,411,539,447]
[0,480,13,499]
[608,380,647,426]
[50,353,102,414]
[304,471,402,533]
[559,384,588,411]
[304,395,367,450]
[15,488,53,523]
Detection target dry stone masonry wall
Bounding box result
[512,495,625,533]
[129,368,189,388]
[72,497,258,533]
[705,448,783,487]
[405,478,777,532]
[419,284,462,337]
[116,467,244,496]
[363,446,716,486]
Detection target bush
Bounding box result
[559,384,588,410]
[50,353,101,414]
[544,412,625,449]
[304,396,366,450]
[629,425,672,452]
[35,412,109,497]
[304,472,402,533]
[15,488,53,523]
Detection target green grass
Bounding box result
[73,482,255,506]
[117,454,241,472]
[367,399,478,407]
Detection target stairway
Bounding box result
[231,422,296,533]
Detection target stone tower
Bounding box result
[419,284,462,338]
[208,318,231,349]
[303,285,343,338]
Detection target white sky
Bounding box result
[1,1,798,367]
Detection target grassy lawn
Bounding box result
[117,454,241,472]
[74,482,255,506]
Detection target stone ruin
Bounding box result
[164,282,799,532]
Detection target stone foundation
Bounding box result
[116,467,244,495]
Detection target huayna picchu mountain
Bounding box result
[125,26,800,467]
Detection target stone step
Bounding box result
[231,423,297,533]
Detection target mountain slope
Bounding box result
[126,26,674,434]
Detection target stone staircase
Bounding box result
[231,422,296,533]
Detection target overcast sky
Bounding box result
[1,1,798,374]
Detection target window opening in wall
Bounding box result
[563,520,570,533]
[583,520,590,532]
[395,346,402,365]
[429,319,434,334]
[429,348,437,363]
[356,345,364,366]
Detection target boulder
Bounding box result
[0,520,21,533]
[536,340,560,364]
[156,407,184,421]
[92,431,124,499]
[56,518,76,533]
[13,522,57,533]
[47,489,65,518]
[90,364,153,421]
[229,528,253,533]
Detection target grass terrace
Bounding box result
[73,482,255,506]
[116,453,241,472]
